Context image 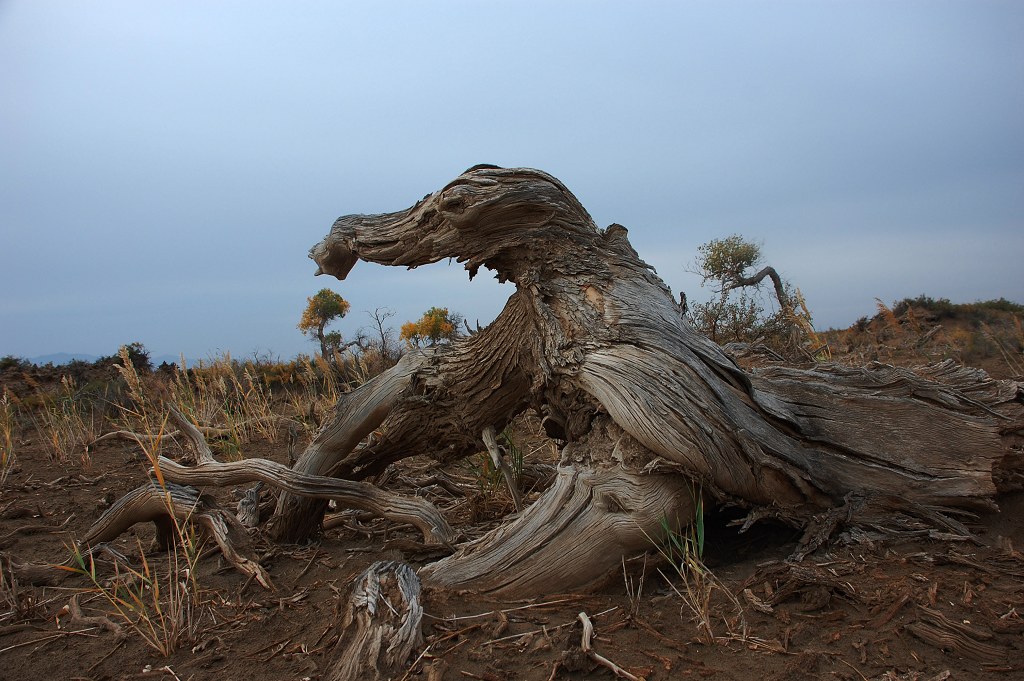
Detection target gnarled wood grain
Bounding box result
[328,561,424,681]
[274,165,1023,594]
[82,481,273,588]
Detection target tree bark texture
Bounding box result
[327,561,424,681]
[273,165,1023,595]
[83,481,273,588]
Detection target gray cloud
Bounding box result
[2,1,1021,359]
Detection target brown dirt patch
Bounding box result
[2,426,1023,681]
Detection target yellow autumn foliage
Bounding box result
[400,307,458,347]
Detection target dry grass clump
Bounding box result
[170,353,281,458]
[644,491,747,646]
[56,410,211,657]
[63,530,207,657]
[283,354,343,433]
[33,376,101,465]
[0,392,16,490]
[10,341,400,475]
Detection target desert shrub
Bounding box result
[400,307,463,347]
[690,291,788,346]
[0,356,30,373]
[980,298,1024,314]
[892,295,1024,322]
[97,342,152,374]
[687,235,815,354]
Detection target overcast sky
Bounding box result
[2,1,1022,361]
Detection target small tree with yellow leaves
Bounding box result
[298,289,351,360]
[399,307,462,348]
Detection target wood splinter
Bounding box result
[482,426,524,512]
[577,611,644,681]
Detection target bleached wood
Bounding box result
[578,611,642,681]
[169,383,455,545]
[327,561,424,681]
[421,426,694,596]
[157,456,455,546]
[81,481,273,588]
[271,164,1023,594]
[168,405,216,464]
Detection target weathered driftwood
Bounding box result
[267,164,1022,596]
[81,480,273,589]
[420,430,694,594]
[270,308,533,542]
[155,457,455,546]
[327,560,424,681]
[162,404,455,545]
[236,482,264,529]
[64,401,457,591]
[85,423,232,449]
[59,593,125,637]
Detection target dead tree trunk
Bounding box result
[328,561,424,681]
[272,165,1023,595]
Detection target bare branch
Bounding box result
[158,457,455,546]
[725,265,790,310]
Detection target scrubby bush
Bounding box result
[400,307,463,347]
[0,356,30,372]
[892,295,1024,324]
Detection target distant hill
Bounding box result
[18,352,196,367]
[27,352,101,365]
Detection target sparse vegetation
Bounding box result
[688,235,779,344]
[647,489,746,646]
[400,306,463,347]
[3,341,397,473]
[891,294,1024,320]
[0,392,16,490]
[687,234,825,359]
[297,288,352,361]
[63,529,204,658]
[823,295,1024,375]
[2,287,1022,679]
[0,356,30,373]
[33,376,101,464]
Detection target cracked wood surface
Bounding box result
[274,165,1023,594]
